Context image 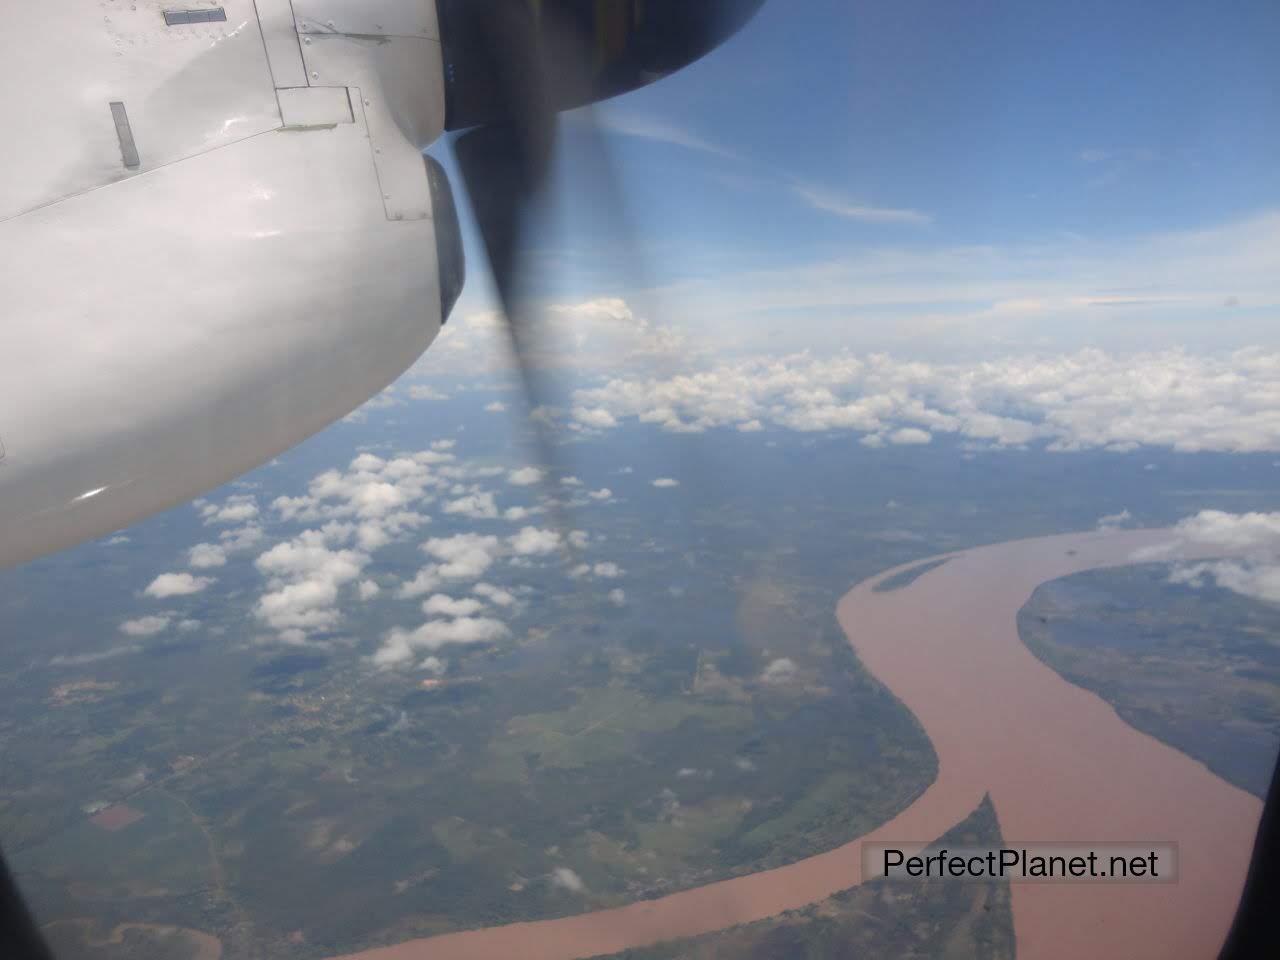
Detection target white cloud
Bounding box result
[358,579,381,601]
[508,467,543,486]
[144,572,214,598]
[221,524,264,552]
[398,566,442,599]
[1170,560,1280,606]
[200,494,259,525]
[120,615,170,637]
[409,385,449,400]
[550,866,585,893]
[51,643,142,666]
[761,657,798,684]
[188,543,227,568]
[270,454,439,557]
[415,298,690,379]
[373,617,510,667]
[423,533,501,579]
[607,588,626,607]
[253,530,369,635]
[442,491,500,520]
[508,526,562,556]
[572,561,624,582]
[889,427,932,445]
[473,582,518,607]
[1144,511,1280,608]
[594,112,737,159]
[485,401,507,413]
[1171,510,1280,549]
[572,406,618,429]
[569,347,1280,454]
[1097,509,1133,531]
[186,524,262,570]
[652,478,680,488]
[588,488,613,501]
[421,594,486,617]
[792,184,932,226]
[503,505,540,522]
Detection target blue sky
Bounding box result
[430,0,1280,361]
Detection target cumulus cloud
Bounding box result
[573,407,618,429]
[120,615,170,637]
[508,526,562,556]
[1096,509,1133,532]
[188,543,228,569]
[1169,560,1280,605]
[443,491,500,520]
[373,617,510,667]
[503,505,541,522]
[1170,510,1280,550]
[398,566,442,599]
[144,573,214,598]
[550,867,585,893]
[358,579,381,601]
[184,524,261,569]
[607,588,626,607]
[761,657,798,683]
[473,582,518,607]
[571,562,623,580]
[1141,510,1280,607]
[200,494,259,525]
[254,530,369,634]
[485,401,507,413]
[423,533,501,579]
[271,452,439,552]
[409,385,449,400]
[415,298,689,380]
[508,467,543,486]
[421,594,486,617]
[652,478,680,488]
[889,427,932,445]
[568,348,1280,453]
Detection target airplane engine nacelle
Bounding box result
[0,0,462,569]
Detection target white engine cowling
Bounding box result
[0,0,461,569]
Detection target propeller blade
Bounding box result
[445,0,768,556]
[449,3,578,548]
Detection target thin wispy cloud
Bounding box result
[595,113,738,160]
[792,184,933,226]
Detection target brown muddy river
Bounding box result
[331,529,1262,960]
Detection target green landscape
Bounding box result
[603,797,1014,960]
[1020,564,1280,798]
